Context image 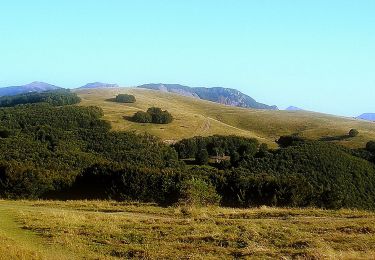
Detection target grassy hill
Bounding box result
[1,200,374,259]
[75,88,375,148]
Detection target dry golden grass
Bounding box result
[0,236,43,260]
[0,200,375,259]
[74,87,375,148]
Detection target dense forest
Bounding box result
[0,91,374,210]
[0,89,81,107]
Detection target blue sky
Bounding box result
[0,1,374,116]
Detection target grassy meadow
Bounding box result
[75,87,375,148]
[1,88,370,259]
[0,200,375,259]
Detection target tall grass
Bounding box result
[0,200,374,259]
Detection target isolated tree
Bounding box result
[349,129,359,137]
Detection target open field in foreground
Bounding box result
[75,88,375,148]
[0,200,375,259]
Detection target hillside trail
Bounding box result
[0,201,75,260]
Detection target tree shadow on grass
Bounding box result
[319,135,351,141]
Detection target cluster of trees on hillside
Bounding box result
[0,90,81,107]
[174,135,260,166]
[132,107,173,124]
[0,92,375,210]
[70,137,375,209]
[113,94,136,103]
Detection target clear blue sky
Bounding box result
[0,1,374,116]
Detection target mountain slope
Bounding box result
[357,113,375,121]
[78,82,119,89]
[0,82,61,96]
[138,83,278,110]
[286,106,303,111]
[75,88,375,148]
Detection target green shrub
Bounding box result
[276,135,305,148]
[147,107,173,124]
[349,129,359,137]
[131,107,173,124]
[179,178,221,206]
[115,94,136,103]
[147,107,163,114]
[132,111,152,123]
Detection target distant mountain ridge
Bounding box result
[286,106,303,111]
[0,81,62,96]
[357,113,375,121]
[79,82,119,89]
[138,83,278,110]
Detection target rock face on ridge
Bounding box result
[79,82,119,89]
[138,83,278,110]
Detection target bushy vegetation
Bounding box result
[195,149,209,165]
[179,178,221,206]
[114,94,136,103]
[367,141,375,153]
[276,135,305,148]
[132,111,152,123]
[235,141,375,209]
[349,128,359,137]
[0,96,375,210]
[0,102,179,199]
[174,135,259,159]
[132,107,173,124]
[0,90,81,107]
